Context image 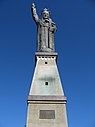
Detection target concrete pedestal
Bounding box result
[26,54,68,127]
[26,95,68,127]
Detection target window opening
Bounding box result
[45,82,48,85]
[45,61,48,64]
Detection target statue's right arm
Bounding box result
[31,3,39,23]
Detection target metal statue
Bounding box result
[31,3,57,52]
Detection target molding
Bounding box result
[35,52,58,57]
[27,95,67,104]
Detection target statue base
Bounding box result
[35,52,58,56]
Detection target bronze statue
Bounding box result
[31,3,57,52]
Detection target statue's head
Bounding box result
[42,8,49,19]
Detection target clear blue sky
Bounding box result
[0,0,95,127]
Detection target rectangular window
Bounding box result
[45,82,48,85]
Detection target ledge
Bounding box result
[27,95,67,101]
[35,52,58,57]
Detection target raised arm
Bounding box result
[31,3,39,23]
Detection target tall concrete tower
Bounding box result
[26,3,68,127]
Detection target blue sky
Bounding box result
[0,0,95,127]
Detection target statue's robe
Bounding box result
[37,19,56,52]
[32,7,56,52]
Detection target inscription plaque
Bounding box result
[39,110,55,119]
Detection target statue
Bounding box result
[31,3,57,52]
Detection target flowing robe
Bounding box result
[32,7,56,52]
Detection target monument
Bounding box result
[26,3,68,127]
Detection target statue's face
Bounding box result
[42,11,49,19]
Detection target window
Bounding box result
[45,82,48,85]
[45,61,48,64]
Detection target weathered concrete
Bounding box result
[26,99,68,127]
[29,56,64,96]
[26,56,68,127]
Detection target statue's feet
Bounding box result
[40,47,53,52]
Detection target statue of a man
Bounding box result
[31,3,57,52]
